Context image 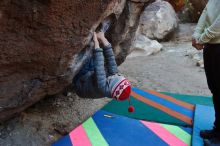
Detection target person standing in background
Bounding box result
[192,0,220,145]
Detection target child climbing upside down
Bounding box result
[72,30,134,112]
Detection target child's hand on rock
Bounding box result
[96,31,105,41]
[93,32,100,49]
[96,31,110,47]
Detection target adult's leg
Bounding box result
[210,44,220,130]
[204,44,220,130]
[200,44,220,139]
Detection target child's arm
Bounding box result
[103,43,119,76]
[97,32,118,75]
[93,33,108,95]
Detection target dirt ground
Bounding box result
[0,24,211,146]
[123,41,210,96]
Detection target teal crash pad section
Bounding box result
[162,92,213,107]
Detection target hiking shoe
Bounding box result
[200,129,220,139]
[204,137,220,146]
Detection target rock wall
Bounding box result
[0,0,149,122]
[108,1,146,64]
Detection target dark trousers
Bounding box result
[204,44,220,130]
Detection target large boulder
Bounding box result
[138,0,178,40]
[0,0,148,122]
[109,1,145,64]
[128,34,162,58]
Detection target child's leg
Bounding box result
[73,56,93,82]
[71,57,93,97]
[96,32,118,76]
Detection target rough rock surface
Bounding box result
[128,34,162,58]
[108,1,145,64]
[138,0,178,40]
[0,0,147,122]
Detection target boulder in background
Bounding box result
[138,0,178,40]
[128,34,162,58]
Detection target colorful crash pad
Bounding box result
[52,88,213,146]
[52,110,192,146]
[102,88,195,126]
[162,92,213,107]
[192,105,215,146]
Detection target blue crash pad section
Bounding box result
[192,104,215,146]
[52,135,72,146]
[180,127,193,135]
[93,110,169,146]
[133,88,194,118]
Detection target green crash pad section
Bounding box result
[162,92,213,107]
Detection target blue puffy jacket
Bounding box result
[73,44,124,98]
